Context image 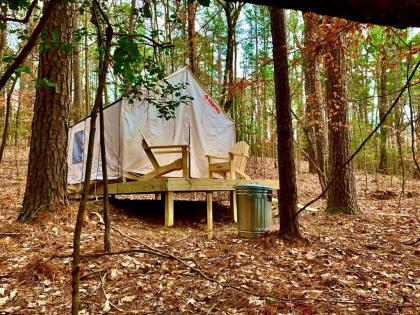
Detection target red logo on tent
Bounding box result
[205,95,221,114]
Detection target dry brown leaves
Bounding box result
[0,149,419,314]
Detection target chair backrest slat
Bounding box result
[140,131,160,169]
[231,141,249,171]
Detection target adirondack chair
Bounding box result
[137,131,190,181]
[207,141,251,180]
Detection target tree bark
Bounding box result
[324,18,360,214]
[0,76,18,163]
[230,0,420,28]
[269,6,301,238]
[377,54,388,173]
[221,1,243,113]
[72,7,82,123]
[0,5,7,129]
[18,1,73,222]
[187,1,197,74]
[128,0,137,33]
[302,12,326,188]
[217,31,222,95]
[0,5,8,70]
[84,11,90,116]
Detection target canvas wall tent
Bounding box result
[67,67,235,189]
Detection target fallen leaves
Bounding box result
[0,152,419,313]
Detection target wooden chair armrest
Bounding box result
[228,151,249,158]
[154,150,183,155]
[148,144,189,150]
[206,154,228,159]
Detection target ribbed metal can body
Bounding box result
[236,185,272,238]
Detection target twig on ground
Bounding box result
[169,236,189,245]
[80,268,106,280]
[99,272,125,312]
[110,224,213,277]
[29,203,52,220]
[0,232,27,236]
[51,248,178,260]
[402,237,420,246]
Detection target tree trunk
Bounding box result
[72,7,82,123]
[324,18,360,214]
[96,19,111,254]
[0,5,8,70]
[302,12,326,188]
[377,54,388,173]
[0,77,18,163]
[221,2,243,113]
[217,30,222,96]
[72,5,113,313]
[393,54,404,177]
[187,1,197,74]
[269,6,301,238]
[84,11,90,116]
[18,2,73,222]
[128,0,137,33]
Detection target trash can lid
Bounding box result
[235,184,273,191]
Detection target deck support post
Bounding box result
[206,192,213,240]
[230,190,237,222]
[164,191,174,227]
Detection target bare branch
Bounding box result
[0,0,38,23]
[113,32,174,48]
[0,0,59,92]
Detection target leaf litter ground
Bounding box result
[0,149,419,314]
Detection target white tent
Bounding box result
[67,67,235,186]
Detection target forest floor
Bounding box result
[0,149,419,314]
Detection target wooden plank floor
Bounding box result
[97,178,279,194]
[96,178,279,240]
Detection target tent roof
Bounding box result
[71,66,234,128]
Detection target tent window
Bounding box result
[72,130,84,164]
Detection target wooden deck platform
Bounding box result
[97,178,279,239]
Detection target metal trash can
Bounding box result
[236,184,272,238]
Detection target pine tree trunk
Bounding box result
[72,7,82,123]
[393,58,404,177]
[269,6,301,238]
[324,18,360,214]
[0,6,7,70]
[302,12,326,188]
[217,32,222,95]
[187,1,197,74]
[221,2,242,113]
[128,0,137,33]
[377,54,388,173]
[84,12,90,116]
[222,2,234,112]
[0,77,18,163]
[18,2,73,222]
